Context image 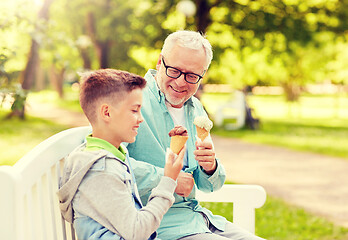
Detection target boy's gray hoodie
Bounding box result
[57,143,177,240]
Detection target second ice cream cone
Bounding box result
[196,126,209,141]
[170,135,188,154]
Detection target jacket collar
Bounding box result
[85,135,127,161]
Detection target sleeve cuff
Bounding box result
[200,158,222,182]
[148,176,177,204]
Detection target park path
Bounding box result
[26,99,348,228]
[213,136,348,228]
[26,99,89,127]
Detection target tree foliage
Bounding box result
[202,0,348,99]
[2,0,348,116]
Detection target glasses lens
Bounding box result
[186,74,200,83]
[167,67,181,78]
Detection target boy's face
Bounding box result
[108,88,143,146]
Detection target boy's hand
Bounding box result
[164,146,186,180]
[194,140,216,175]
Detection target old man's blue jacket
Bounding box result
[127,70,227,240]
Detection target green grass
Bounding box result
[202,93,348,160]
[0,109,67,166]
[0,86,80,166]
[202,196,348,240]
[249,94,348,120]
[212,119,348,160]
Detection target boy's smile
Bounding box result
[107,88,143,147]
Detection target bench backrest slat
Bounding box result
[0,126,91,240]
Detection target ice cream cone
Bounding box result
[194,116,213,142]
[170,135,188,154]
[196,126,209,141]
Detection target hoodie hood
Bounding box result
[57,143,108,223]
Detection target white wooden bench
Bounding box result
[0,126,266,240]
[214,90,247,130]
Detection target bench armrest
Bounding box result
[196,184,266,233]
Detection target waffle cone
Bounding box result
[196,126,209,141]
[170,135,188,154]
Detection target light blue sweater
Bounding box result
[127,69,227,240]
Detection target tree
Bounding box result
[4,0,348,110]
[8,0,54,119]
[0,50,21,114]
[195,0,348,100]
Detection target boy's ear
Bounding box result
[100,104,110,121]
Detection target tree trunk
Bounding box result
[86,12,110,69]
[195,0,212,33]
[35,66,47,91]
[98,42,110,69]
[80,48,92,70]
[50,66,65,98]
[282,81,301,102]
[20,41,40,91]
[195,0,223,33]
[20,0,54,91]
[9,0,54,119]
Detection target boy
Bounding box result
[58,69,185,240]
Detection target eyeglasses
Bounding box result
[161,57,205,84]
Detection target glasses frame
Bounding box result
[161,57,205,84]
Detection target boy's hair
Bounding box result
[79,68,146,123]
[161,30,213,69]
